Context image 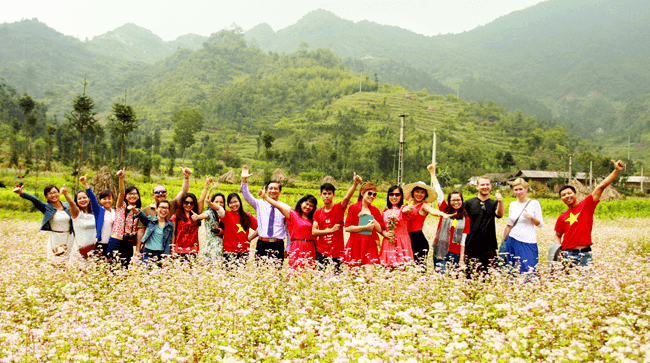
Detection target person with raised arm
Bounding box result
[501,178,543,274]
[196,176,225,260]
[134,199,174,265]
[240,165,290,265]
[107,168,142,267]
[60,179,96,264]
[403,167,456,269]
[82,174,115,259]
[13,182,73,266]
[344,182,394,282]
[428,164,469,274]
[258,189,318,270]
[464,174,505,275]
[170,192,202,263]
[202,190,259,265]
[136,167,192,252]
[312,173,362,270]
[379,185,414,268]
[554,160,626,266]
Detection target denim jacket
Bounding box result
[86,187,115,243]
[136,212,173,255]
[20,192,72,233]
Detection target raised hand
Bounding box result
[79,175,87,185]
[427,163,437,174]
[613,159,626,172]
[12,184,23,195]
[205,176,213,185]
[353,172,362,185]
[116,168,125,178]
[60,184,68,196]
[181,167,192,178]
[257,189,266,198]
[495,190,503,202]
[241,165,252,180]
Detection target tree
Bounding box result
[108,91,139,167]
[64,79,99,183]
[261,131,275,183]
[167,143,177,176]
[171,107,204,164]
[18,94,36,169]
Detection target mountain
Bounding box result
[87,23,208,63]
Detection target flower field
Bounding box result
[1,216,650,362]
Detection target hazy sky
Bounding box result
[3,0,547,41]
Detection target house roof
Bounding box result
[517,170,587,180]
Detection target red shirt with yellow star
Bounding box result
[554,195,599,250]
[222,211,258,253]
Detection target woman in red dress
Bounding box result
[379,185,414,268]
[344,182,393,281]
[258,190,318,270]
[171,192,201,262]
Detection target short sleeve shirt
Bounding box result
[222,211,258,253]
[313,203,346,258]
[170,214,200,254]
[464,197,500,256]
[288,210,315,241]
[554,195,598,250]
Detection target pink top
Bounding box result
[407,202,427,233]
[111,203,137,237]
[288,210,315,241]
[382,205,411,235]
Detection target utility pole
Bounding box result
[431,129,437,187]
[359,69,363,93]
[642,165,645,194]
[398,114,407,185]
[628,135,631,160]
[589,160,593,188]
[568,154,573,183]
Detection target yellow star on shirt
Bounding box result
[236,223,245,233]
[566,212,580,226]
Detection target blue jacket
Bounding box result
[20,192,72,233]
[136,212,173,255]
[86,187,114,243]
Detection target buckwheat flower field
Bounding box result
[1,217,649,362]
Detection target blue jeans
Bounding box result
[141,248,164,265]
[435,252,460,274]
[561,250,593,267]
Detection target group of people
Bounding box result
[14,159,626,279]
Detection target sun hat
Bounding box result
[403,181,437,203]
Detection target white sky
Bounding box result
[2,0,547,41]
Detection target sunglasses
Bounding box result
[154,190,167,195]
[388,193,401,197]
[183,200,194,205]
[480,201,486,210]
[366,191,378,197]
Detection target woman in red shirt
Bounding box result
[258,190,318,270]
[204,192,258,265]
[171,192,201,262]
[433,190,470,274]
[344,182,393,281]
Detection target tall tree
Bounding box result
[64,79,99,185]
[261,130,275,182]
[108,91,139,167]
[171,107,204,164]
[18,94,36,169]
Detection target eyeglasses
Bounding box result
[450,199,463,203]
[154,190,167,195]
[366,192,378,197]
[183,200,194,205]
[388,193,401,197]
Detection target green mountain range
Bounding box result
[0,0,649,174]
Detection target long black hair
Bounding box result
[175,192,200,226]
[295,194,317,222]
[386,185,404,209]
[123,186,142,208]
[227,193,251,231]
[74,190,93,214]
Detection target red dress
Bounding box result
[379,206,414,266]
[344,201,386,267]
[287,210,316,269]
